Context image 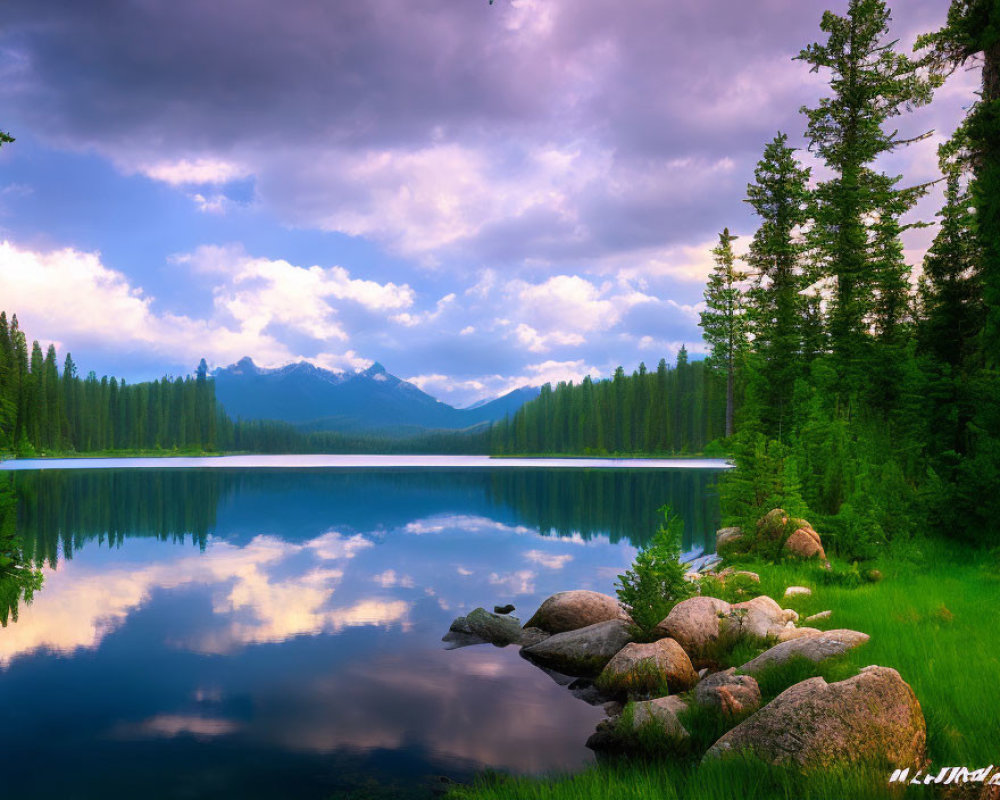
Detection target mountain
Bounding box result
[212,357,539,433]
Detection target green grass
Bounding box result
[449,539,1000,799]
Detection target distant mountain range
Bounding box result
[212,357,539,433]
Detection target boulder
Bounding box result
[631,695,689,735]
[704,666,926,771]
[721,595,786,640]
[805,610,832,622]
[695,668,761,716]
[739,629,870,675]
[518,626,550,648]
[774,626,822,642]
[756,509,790,544]
[784,586,812,598]
[598,638,698,695]
[586,695,689,752]
[524,590,625,634]
[716,526,744,552]
[465,607,522,646]
[783,527,826,560]
[654,596,731,667]
[521,619,633,676]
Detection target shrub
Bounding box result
[616,505,694,639]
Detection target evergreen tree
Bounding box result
[699,229,749,438]
[798,0,934,403]
[744,133,812,438]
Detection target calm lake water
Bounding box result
[0,458,725,799]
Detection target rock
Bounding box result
[603,700,624,718]
[569,678,607,706]
[518,626,550,648]
[716,526,744,551]
[524,590,625,634]
[806,610,832,622]
[704,666,926,771]
[697,555,723,573]
[683,571,703,583]
[695,668,761,716]
[774,626,823,642]
[865,569,884,583]
[597,638,698,695]
[654,596,731,667]
[684,553,722,573]
[448,615,473,634]
[756,509,790,544]
[465,607,522,646]
[784,586,812,598]
[521,619,634,676]
[783,527,827,560]
[631,695,690,735]
[721,595,786,640]
[739,629,870,675]
[441,630,488,650]
[718,568,761,583]
[494,603,515,614]
[697,668,708,679]
[783,608,800,623]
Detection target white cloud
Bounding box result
[524,549,573,569]
[0,240,299,368]
[140,158,249,185]
[488,570,537,595]
[0,531,408,666]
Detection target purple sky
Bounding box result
[0,0,979,405]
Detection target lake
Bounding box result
[0,458,726,799]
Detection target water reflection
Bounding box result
[0,466,722,799]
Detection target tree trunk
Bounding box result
[726,360,734,439]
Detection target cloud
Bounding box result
[0,531,408,666]
[0,0,961,267]
[139,158,249,186]
[488,570,537,595]
[524,550,574,569]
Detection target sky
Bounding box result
[0,0,980,407]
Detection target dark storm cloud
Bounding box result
[0,0,956,266]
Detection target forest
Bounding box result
[489,349,727,455]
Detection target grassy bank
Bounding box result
[450,540,1000,800]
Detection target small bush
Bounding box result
[616,505,694,639]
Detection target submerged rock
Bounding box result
[704,666,926,771]
[465,607,522,646]
[739,629,870,675]
[521,618,633,676]
[524,590,626,634]
[597,638,698,695]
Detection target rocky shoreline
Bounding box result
[444,513,929,777]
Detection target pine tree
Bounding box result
[700,229,749,438]
[798,0,935,403]
[744,133,812,438]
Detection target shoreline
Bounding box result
[0,453,734,471]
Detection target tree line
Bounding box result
[490,348,727,455]
[699,0,999,552]
[0,312,218,455]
